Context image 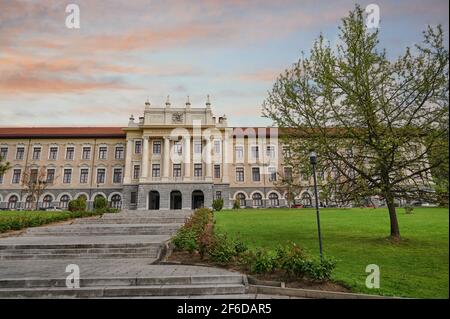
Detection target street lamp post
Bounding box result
[310,151,323,262]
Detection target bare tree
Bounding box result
[21,167,52,211]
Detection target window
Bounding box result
[135,140,142,154]
[235,146,244,160]
[113,168,122,184]
[251,146,259,159]
[0,173,3,184]
[16,147,25,160]
[80,169,89,184]
[32,147,41,160]
[153,141,161,154]
[130,192,137,204]
[111,194,122,208]
[115,146,124,160]
[46,169,55,184]
[8,195,19,209]
[284,167,293,181]
[29,169,38,184]
[12,169,21,184]
[25,195,35,209]
[82,147,91,160]
[282,146,291,158]
[173,164,181,177]
[237,193,246,207]
[42,195,52,208]
[214,165,221,178]
[269,193,279,207]
[0,147,8,160]
[214,140,221,154]
[194,164,202,177]
[99,147,108,160]
[152,164,160,178]
[173,141,182,155]
[252,193,263,207]
[97,169,106,184]
[215,191,222,200]
[266,146,276,158]
[66,147,75,160]
[236,167,244,182]
[133,165,140,179]
[268,167,277,182]
[49,147,58,160]
[252,167,260,182]
[194,141,202,154]
[63,169,72,184]
[60,195,70,209]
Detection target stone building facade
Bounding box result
[0,98,317,210]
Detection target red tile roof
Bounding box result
[0,127,126,139]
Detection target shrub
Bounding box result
[68,197,87,212]
[94,196,108,210]
[233,237,248,254]
[212,198,224,212]
[172,228,197,253]
[243,248,277,274]
[232,201,240,209]
[404,205,414,214]
[208,233,238,263]
[306,257,337,281]
[275,242,309,277]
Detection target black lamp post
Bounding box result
[310,151,323,262]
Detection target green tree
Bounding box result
[0,154,10,176]
[263,6,449,240]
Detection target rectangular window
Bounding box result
[252,167,261,182]
[235,146,243,160]
[79,169,89,184]
[214,140,221,154]
[46,169,55,184]
[236,167,244,182]
[173,164,182,177]
[16,147,25,160]
[12,169,21,184]
[153,141,161,154]
[130,192,137,204]
[251,146,259,159]
[82,147,91,160]
[214,164,221,179]
[194,164,202,177]
[133,165,140,179]
[135,140,142,154]
[115,146,124,160]
[0,147,8,160]
[266,146,276,158]
[194,141,202,154]
[0,173,3,184]
[96,169,106,184]
[173,141,182,155]
[113,168,122,183]
[66,147,75,160]
[152,164,160,178]
[49,147,58,160]
[99,147,108,160]
[30,169,38,184]
[32,147,41,160]
[282,146,291,158]
[268,167,277,182]
[63,169,72,184]
[215,191,222,200]
[284,167,293,181]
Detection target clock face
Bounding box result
[172,112,183,123]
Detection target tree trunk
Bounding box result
[385,192,401,240]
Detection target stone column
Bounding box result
[204,137,212,180]
[183,136,191,179]
[123,139,133,184]
[222,138,229,183]
[141,136,149,180]
[163,136,170,179]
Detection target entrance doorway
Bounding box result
[192,190,204,209]
[149,191,160,210]
[170,191,182,210]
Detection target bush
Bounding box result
[306,257,337,281]
[68,197,87,212]
[232,201,240,209]
[94,196,107,210]
[212,198,224,212]
[208,233,238,263]
[250,249,277,274]
[173,228,198,253]
[275,242,309,277]
[404,205,414,214]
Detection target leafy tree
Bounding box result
[263,6,449,240]
[0,154,10,176]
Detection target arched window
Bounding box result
[268,193,279,207]
[25,195,35,210]
[237,193,246,207]
[77,194,87,201]
[110,194,122,209]
[252,193,263,207]
[42,195,53,208]
[8,195,19,209]
[59,195,70,209]
[301,192,312,207]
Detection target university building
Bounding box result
[0,98,315,210]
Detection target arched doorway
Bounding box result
[149,191,160,210]
[300,192,312,207]
[8,195,19,209]
[111,194,122,209]
[170,191,182,210]
[192,190,204,209]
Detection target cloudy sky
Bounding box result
[0,0,448,127]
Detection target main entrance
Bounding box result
[170,191,182,210]
[148,191,160,210]
[192,190,204,209]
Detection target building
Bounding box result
[0,98,316,211]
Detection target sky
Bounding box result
[0,0,448,128]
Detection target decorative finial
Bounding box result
[206,94,211,107]
[165,95,171,107]
[145,97,150,106]
[186,95,191,107]
[129,114,135,120]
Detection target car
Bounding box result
[44,206,63,212]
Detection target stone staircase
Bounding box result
[0,209,250,298]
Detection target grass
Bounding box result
[0,210,105,233]
[214,207,449,299]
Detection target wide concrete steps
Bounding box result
[75,217,188,224]
[0,275,247,298]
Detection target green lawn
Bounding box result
[214,207,449,299]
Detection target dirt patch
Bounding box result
[166,250,350,293]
